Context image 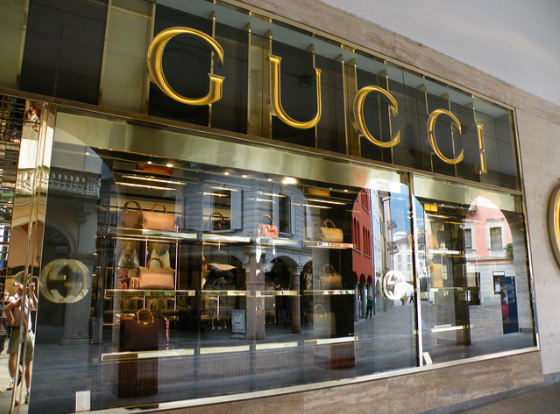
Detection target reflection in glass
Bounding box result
[416,189,535,363]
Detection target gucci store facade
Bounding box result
[1,0,556,413]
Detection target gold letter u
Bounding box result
[147,27,225,106]
[269,55,322,129]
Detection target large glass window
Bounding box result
[19,111,535,413]
[414,176,535,363]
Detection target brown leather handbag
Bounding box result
[138,258,175,290]
[142,202,177,231]
[120,200,143,229]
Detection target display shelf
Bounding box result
[105,289,197,298]
[255,237,301,247]
[302,289,355,295]
[202,234,252,244]
[304,241,354,249]
[107,226,198,242]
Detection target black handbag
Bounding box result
[119,309,162,352]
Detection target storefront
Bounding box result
[0,0,549,413]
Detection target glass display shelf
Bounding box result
[302,289,355,295]
[107,226,198,242]
[304,241,354,249]
[105,289,197,298]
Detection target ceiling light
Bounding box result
[306,198,346,205]
[282,177,298,185]
[121,175,185,185]
[116,182,177,191]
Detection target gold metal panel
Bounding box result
[413,175,518,212]
[54,112,401,191]
[343,58,360,157]
[247,25,271,137]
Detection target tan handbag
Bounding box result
[319,264,343,289]
[138,258,175,290]
[120,200,143,229]
[258,214,278,238]
[320,219,344,242]
[142,202,177,231]
[313,303,335,338]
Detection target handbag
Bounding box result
[210,212,230,230]
[138,257,175,290]
[149,242,171,268]
[319,264,343,289]
[258,214,278,238]
[120,200,143,229]
[119,308,162,352]
[142,202,177,231]
[313,303,335,338]
[320,219,344,242]
[117,242,140,268]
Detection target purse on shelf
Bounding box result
[258,214,278,238]
[319,264,343,289]
[142,202,177,231]
[117,242,140,268]
[210,212,230,231]
[320,219,344,242]
[119,308,162,352]
[149,242,171,268]
[313,303,336,338]
[120,200,143,229]
[138,257,175,290]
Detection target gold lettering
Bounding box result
[269,55,322,129]
[477,123,488,173]
[352,86,400,148]
[147,27,225,106]
[549,184,560,267]
[427,109,463,164]
[40,259,91,303]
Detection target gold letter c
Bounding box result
[427,109,464,164]
[352,86,400,148]
[147,27,225,106]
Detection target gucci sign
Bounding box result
[147,27,487,170]
[549,184,560,267]
[382,270,410,300]
[39,259,91,303]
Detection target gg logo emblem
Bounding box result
[382,270,408,300]
[40,259,91,304]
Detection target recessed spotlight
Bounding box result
[282,177,298,185]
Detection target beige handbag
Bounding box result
[142,202,177,231]
[138,258,175,290]
[319,219,344,242]
[319,264,343,289]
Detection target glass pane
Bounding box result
[414,176,535,363]
[20,0,107,104]
[31,110,418,412]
